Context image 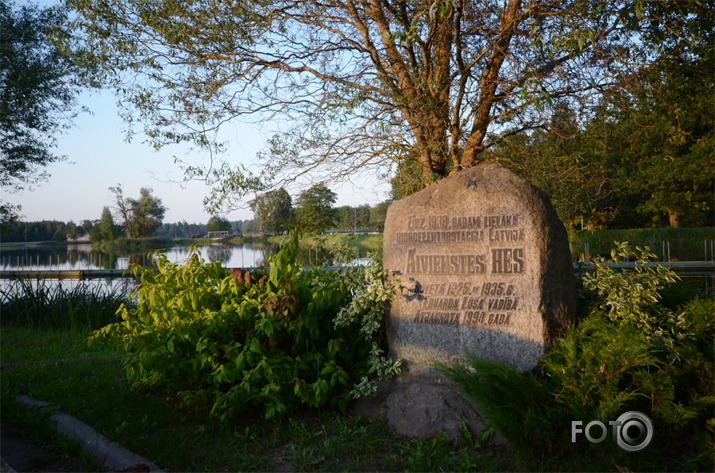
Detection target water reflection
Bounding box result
[163,243,277,268]
[0,243,274,271]
[0,241,372,294]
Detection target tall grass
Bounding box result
[0,280,128,331]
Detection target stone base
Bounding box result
[349,376,505,444]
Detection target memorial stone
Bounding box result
[383,163,576,374]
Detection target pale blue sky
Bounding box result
[2,88,391,224]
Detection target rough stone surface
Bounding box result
[383,163,576,375]
[349,378,502,443]
[385,381,488,440]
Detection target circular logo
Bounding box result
[615,411,653,452]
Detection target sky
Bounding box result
[2,88,392,224]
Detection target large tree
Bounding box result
[98,206,118,241]
[110,185,166,238]
[129,187,167,237]
[68,0,695,210]
[608,59,713,227]
[206,215,233,233]
[90,206,120,242]
[0,1,87,221]
[295,185,337,235]
[250,188,293,235]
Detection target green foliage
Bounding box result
[295,184,337,235]
[127,187,166,238]
[582,242,691,361]
[369,201,391,233]
[442,242,714,470]
[0,219,75,242]
[91,206,119,242]
[439,355,567,462]
[390,158,427,199]
[332,252,401,398]
[333,204,372,232]
[571,226,715,261]
[250,188,293,235]
[0,0,88,221]
[205,215,232,233]
[490,12,714,230]
[1,324,511,473]
[384,423,498,472]
[91,228,399,419]
[109,185,166,238]
[51,228,67,242]
[542,298,714,470]
[608,14,714,228]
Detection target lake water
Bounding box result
[0,243,275,294]
[0,242,371,294]
[0,243,273,272]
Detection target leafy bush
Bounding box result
[442,243,714,470]
[91,228,400,419]
[582,242,692,362]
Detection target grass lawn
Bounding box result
[1,325,510,472]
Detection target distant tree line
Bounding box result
[250,184,390,236]
[153,218,258,238]
[2,181,392,243]
[0,218,236,243]
[0,220,87,242]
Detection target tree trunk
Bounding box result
[459,0,522,171]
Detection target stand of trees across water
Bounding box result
[0,200,390,243]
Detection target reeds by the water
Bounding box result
[0,280,128,331]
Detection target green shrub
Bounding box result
[91,228,400,419]
[439,355,568,464]
[442,243,714,471]
[582,242,691,362]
